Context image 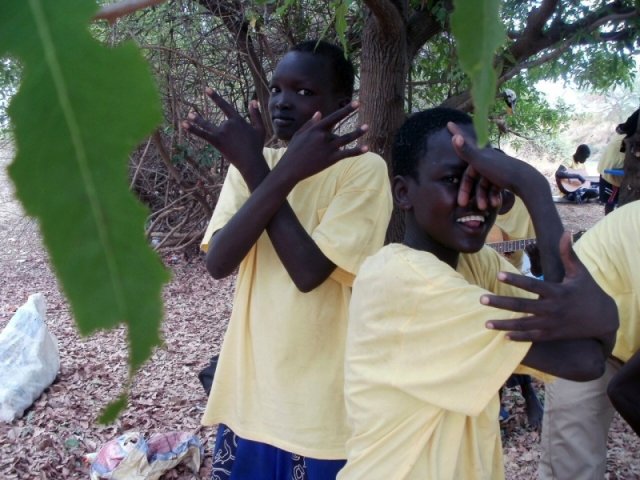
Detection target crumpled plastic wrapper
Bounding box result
[86,430,203,480]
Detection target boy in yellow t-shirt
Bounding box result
[538,200,640,479]
[339,108,618,480]
[183,40,392,478]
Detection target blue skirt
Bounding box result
[211,424,346,480]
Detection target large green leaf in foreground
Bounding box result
[0,0,169,414]
[451,0,506,146]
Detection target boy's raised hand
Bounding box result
[447,122,532,208]
[483,232,618,353]
[182,88,265,174]
[276,101,369,182]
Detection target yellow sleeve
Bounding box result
[200,164,250,253]
[350,247,530,418]
[312,152,393,283]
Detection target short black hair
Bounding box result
[392,107,473,178]
[291,40,354,99]
[574,144,591,160]
[617,108,639,137]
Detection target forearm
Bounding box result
[608,352,640,436]
[208,159,335,290]
[523,339,606,381]
[206,159,293,278]
[514,175,564,281]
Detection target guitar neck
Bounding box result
[487,237,536,253]
[487,230,584,254]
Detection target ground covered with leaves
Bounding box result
[1,144,639,478]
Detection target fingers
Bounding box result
[315,101,360,130]
[248,100,265,138]
[489,185,502,208]
[205,87,240,119]
[485,317,557,342]
[334,124,368,147]
[457,165,479,206]
[490,270,553,297]
[182,113,214,143]
[475,176,491,210]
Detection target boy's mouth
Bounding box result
[272,116,294,127]
[456,214,486,230]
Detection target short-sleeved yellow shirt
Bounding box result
[574,200,640,363]
[340,244,532,480]
[200,147,392,459]
[597,133,626,187]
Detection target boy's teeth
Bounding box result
[457,215,484,223]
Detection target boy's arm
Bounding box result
[187,96,367,290]
[449,124,617,379]
[483,234,618,379]
[554,165,585,182]
[607,351,640,436]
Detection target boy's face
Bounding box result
[397,125,498,259]
[268,51,348,141]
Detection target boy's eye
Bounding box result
[269,86,280,94]
[297,89,313,96]
[443,176,461,185]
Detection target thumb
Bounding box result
[559,231,583,279]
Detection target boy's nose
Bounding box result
[275,92,292,109]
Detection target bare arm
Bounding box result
[555,165,585,182]
[483,234,618,378]
[608,351,640,436]
[448,124,616,380]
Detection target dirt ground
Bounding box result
[0,142,638,479]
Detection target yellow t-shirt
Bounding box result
[493,196,536,271]
[200,147,393,459]
[597,133,625,187]
[340,244,532,480]
[574,200,640,363]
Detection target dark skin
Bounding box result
[183,53,366,292]
[425,124,614,381]
[607,350,640,436]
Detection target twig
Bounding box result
[94,0,168,24]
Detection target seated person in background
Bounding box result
[538,200,640,479]
[488,189,543,428]
[338,108,618,480]
[555,144,598,203]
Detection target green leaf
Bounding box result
[98,393,129,425]
[0,0,169,379]
[451,0,506,146]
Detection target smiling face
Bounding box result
[268,51,348,141]
[394,124,498,266]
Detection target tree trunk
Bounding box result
[359,10,408,242]
[617,110,640,207]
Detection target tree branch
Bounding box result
[94,0,168,24]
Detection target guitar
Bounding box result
[556,168,591,194]
[487,230,585,254]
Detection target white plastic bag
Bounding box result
[0,293,60,422]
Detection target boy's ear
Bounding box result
[393,175,413,211]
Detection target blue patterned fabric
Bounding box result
[211,424,345,480]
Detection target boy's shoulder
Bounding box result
[358,243,457,285]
